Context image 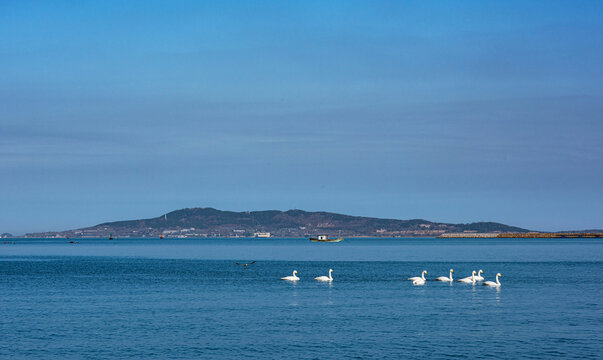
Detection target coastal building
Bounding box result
[254,232,271,238]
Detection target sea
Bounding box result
[1,238,602,359]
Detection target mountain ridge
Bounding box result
[25,207,531,238]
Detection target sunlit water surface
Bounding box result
[1,238,602,359]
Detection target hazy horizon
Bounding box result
[1,1,602,234]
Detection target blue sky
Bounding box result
[1,1,602,234]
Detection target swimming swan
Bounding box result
[458,270,476,283]
[474,269,484,281]
[315,269,334,282]
[435,269,454,282]
[281,270,299,281]
[412,278,425,285]
[408,270,427,282]
[483,273,502,287]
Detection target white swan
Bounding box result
[474,269,484,281]
[412,278,425,285]
[435,269,454,282]
[483,273,502,287]
[457,270,476,283]
[281,270,299,281]
[408,270,427,282]
[315,269,333,282]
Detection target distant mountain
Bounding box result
[25,207,530,238]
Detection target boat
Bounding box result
[310,235,344,242]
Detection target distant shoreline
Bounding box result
[3,233,603,240]
[439,232,603,239]
[12,207,602,240]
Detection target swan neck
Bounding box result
[496,274,500,285]
[449,270,453,281]
[422,271,426,280]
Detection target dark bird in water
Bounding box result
[236,261,256,267]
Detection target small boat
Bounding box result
[310,235,344,242]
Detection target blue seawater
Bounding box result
[1,238,602,359]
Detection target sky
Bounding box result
[1,1,602,234]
